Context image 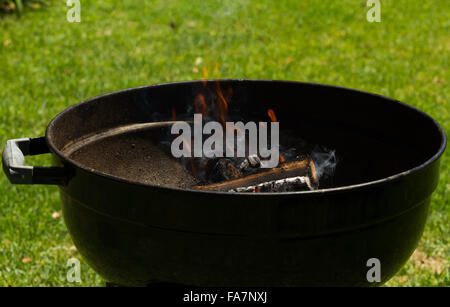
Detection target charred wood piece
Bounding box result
[195,158,318,192]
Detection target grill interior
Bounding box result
[48,80,442,190]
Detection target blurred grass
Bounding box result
[0,0,49,15]
[0,0,448,286]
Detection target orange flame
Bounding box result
[202,67,208,86]
[171,106,177,121]
[267,108,285,164]
[267,108,277,122]
[194,93,208,116]
[216,81,229,126]
[183,138,191,154]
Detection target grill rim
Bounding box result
[45,79,447,196]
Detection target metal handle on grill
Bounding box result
[2,137,68,185]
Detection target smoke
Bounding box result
[311,146,337,180]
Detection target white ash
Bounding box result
[229,176,315,193]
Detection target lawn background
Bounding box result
[0,0,448,286]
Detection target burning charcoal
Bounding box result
[229,176,314,193]
[239,154,261,170]
[209,158,242,182]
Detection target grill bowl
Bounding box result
[3,80,446,286]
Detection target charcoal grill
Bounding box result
[2,80,446,286]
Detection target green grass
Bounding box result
[0,0,448,286]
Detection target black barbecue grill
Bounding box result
[2,80,446,286]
